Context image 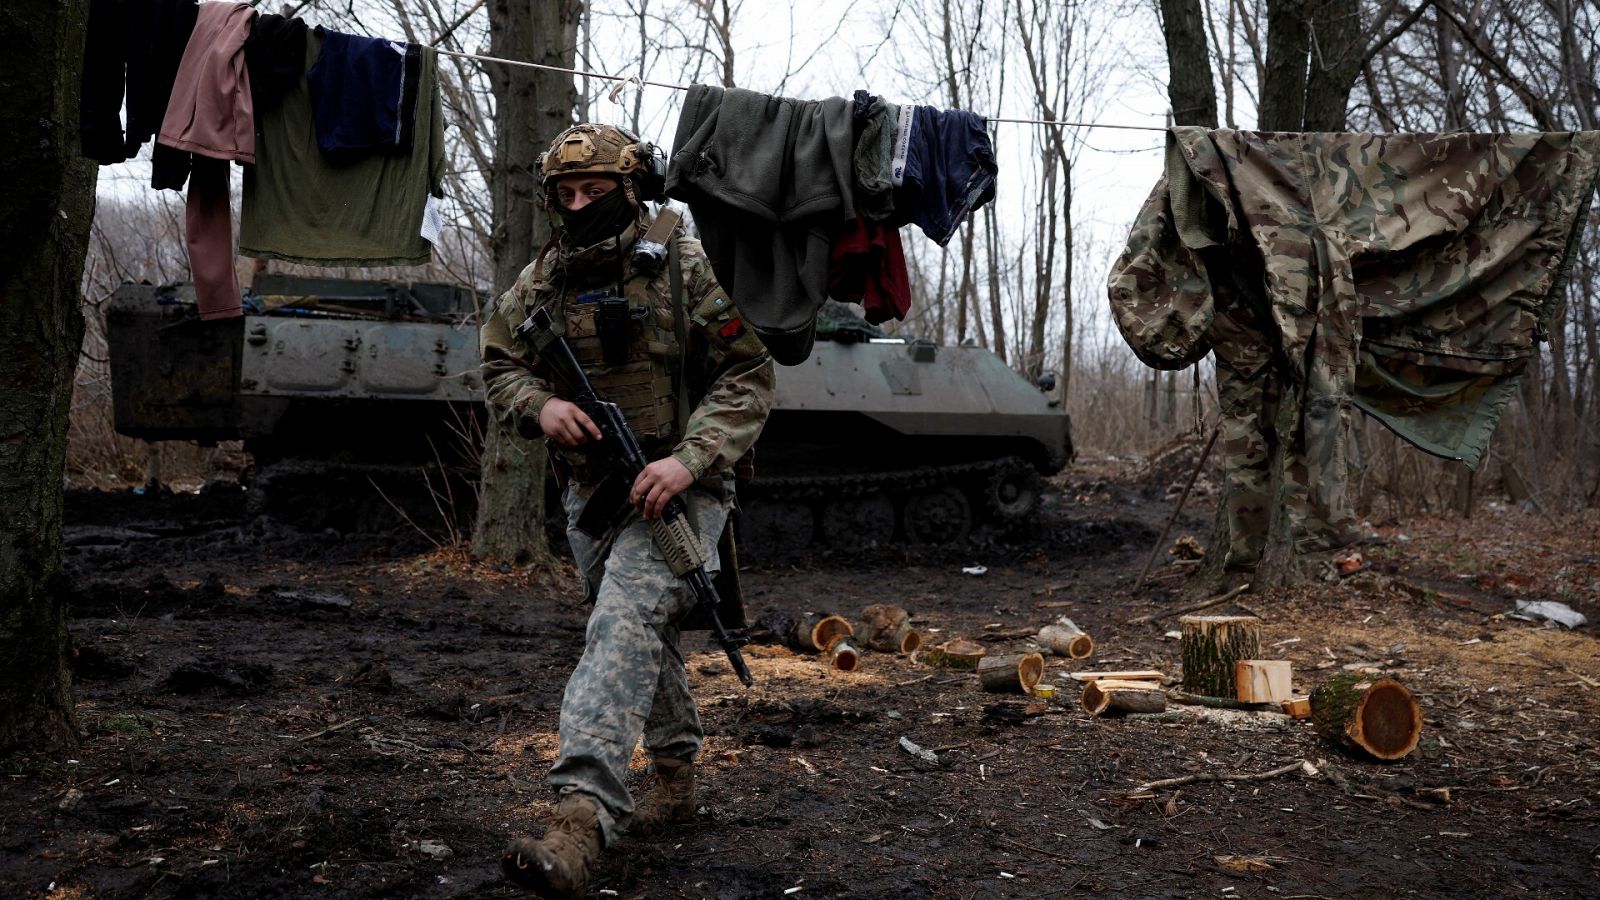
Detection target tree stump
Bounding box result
[1038,618,1094,659]
[978,653,1044,694]
[1179,615,1261,697]
[1081,679,1167,716]
[787,613,853,653]
[920,639,986,669]
[1310,674,1422,761]
[854,604,922,653]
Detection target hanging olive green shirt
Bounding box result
[240,30,445,266]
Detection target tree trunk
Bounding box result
[1159,0,1220,127]
[1258,0,1310,130]
[1301,0,1362,131]
[473,0,577,565]
[0,0,98,752]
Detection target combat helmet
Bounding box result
[539,123,667,207]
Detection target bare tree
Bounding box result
[472,0,580,565]
[1,0,98,751]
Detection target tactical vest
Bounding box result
[534,212,691,462]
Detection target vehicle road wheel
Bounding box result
[985,457,1041,522]
[737,498,815,561]
[902,486,972,544]
[820,494,897,547]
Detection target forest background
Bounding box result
[75,0,1600,521]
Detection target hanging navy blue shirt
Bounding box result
[306,27,421,164]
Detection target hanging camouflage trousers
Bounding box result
[546,478,732,846]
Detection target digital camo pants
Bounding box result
[547,480,731,845]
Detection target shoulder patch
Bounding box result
[719,318,745,340]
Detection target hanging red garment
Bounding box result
[827,214,911,324]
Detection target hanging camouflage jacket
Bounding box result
[480,217,776,483]
[1110,127,1600,566]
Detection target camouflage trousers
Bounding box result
[546,479,732,845]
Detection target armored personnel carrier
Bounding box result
[107,282,1070,546]
[737,305,1072,553]
[106,275,484,532]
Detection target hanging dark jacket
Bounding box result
[665,84,857,365]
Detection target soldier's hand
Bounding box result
[631,458,695,519]
[539,398,603,448]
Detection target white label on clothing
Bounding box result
[890,103,915,187]
[420,193,443,245]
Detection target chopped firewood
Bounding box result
[1310,674,1423,761]
[1081,679,1167,716]
[1067,670,1164,682]
[1179,615,1261,698]
[854,604,922,653]
[919,639,986,669]
[977,653,1044,694]
[1234,660,1293,703]
[1038,617,1093,659]
[828,638,861,672]
[787,613,853,653]
[1281,696,1311,718]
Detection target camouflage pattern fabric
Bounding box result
[548,480,731,844]
[480,213,774,842]
[1111,128,1600,565]
[480,215,777,481]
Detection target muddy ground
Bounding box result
[4,456,1598,899]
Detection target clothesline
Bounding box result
[432,47,1170,133]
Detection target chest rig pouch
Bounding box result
[555,210,685,445]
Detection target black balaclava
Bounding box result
[558,183,636,249]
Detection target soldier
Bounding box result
[480,123,776,899]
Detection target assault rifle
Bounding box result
[514,306,754,686]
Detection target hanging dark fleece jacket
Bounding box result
[666,84,857,366]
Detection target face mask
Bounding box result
[558,185,635,248]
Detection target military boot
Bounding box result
[630,756,695,836]
[501,793,605,899]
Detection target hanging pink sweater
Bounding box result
[158,2,257,320]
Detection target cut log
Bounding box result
[1281,696,1311,719]
[978,653,1045,693]
[1309,674,1422,761]
[854,604,922,653]
[920,639,986,669]
[1038,618,1094,659]
[1067,670,1164,683]
[1081,679,1167,716]
[1179,615,1261,698]
[1234,660,1293,703]
[828,638,861,672]
[787,613,853,653]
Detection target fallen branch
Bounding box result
[1135,759,1308,793]
[1134,427,1219,591]
[1168,690,1274,712]
[294,716,365,742]
[1128,583,1250,626]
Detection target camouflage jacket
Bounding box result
[480,217,776,480]
[1110,128,1600,562]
